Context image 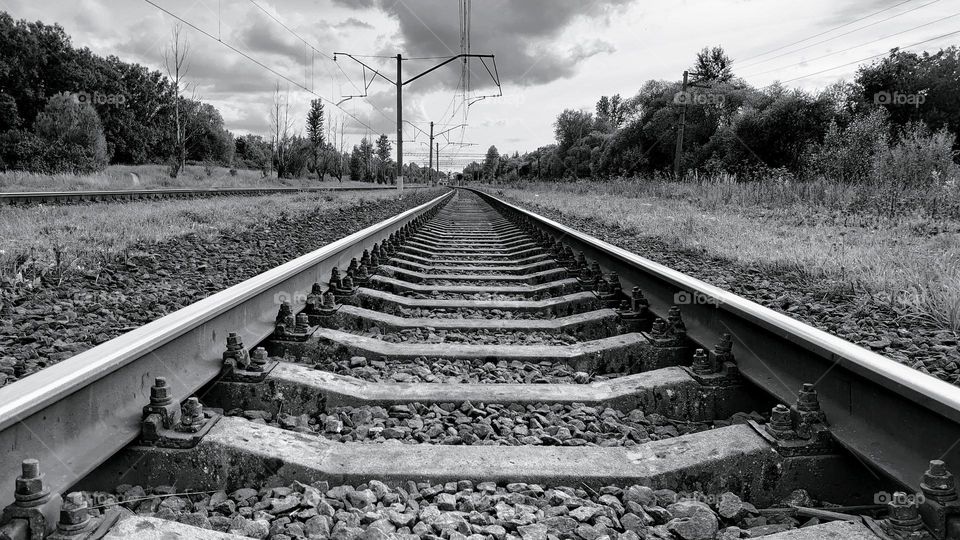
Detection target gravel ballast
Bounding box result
[227,402,719,446]
[357,328,584,346]
[0,190,445,387]
[312,356,618,384]
[497,196,960,385]
[84,480,823,539]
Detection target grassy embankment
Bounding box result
[0,164,398,192]
[0,188,443,285]
[491,177,960,332]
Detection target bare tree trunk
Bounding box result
[164,24,191,176]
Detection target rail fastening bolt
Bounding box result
[922,459,958,502]
[888,492,925,532]
[150,377,172,406]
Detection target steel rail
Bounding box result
[468,187,960,491]
[0,190,453,510]
[0,185,430,205]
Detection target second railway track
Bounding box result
[0,188,958,539]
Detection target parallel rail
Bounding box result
[0,184,430,205]
[0,190,453,510]
[1,185,956,514]
[470,187,960,491]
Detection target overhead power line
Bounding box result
[737,0,920,64]
[743,10,960,78]
[779,27,960,83]
[739,0,941,69]
[141,0,384,134]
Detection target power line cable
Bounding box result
[737,0,920,64]
[739,0,942,69]
[142,0,381,133]
[779,27,960,83]
[743,10,960,78]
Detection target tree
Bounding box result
[596,94,626,130]
[482,145,500,179]
[358,137,374,181]
[163,24,190,176]
[271,83,295,177]
[349,144,362,180]
[553,109,595,153]
[691,46,734,83]
[855,46,960,146]
[375,134,391,183]
[305,99,325,179]
[30,93,109,172]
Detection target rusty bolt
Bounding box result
[370,252,380,267]
[150,377,172,406]
[295,313,310,333]
[329,267,341,285]
[651,318,667,338]
[310,282,323,295]
[348,258,358,273]
[226,332,243,351]
[766,404,796,440]
[692,348,713,375]
[322,291,336,309]
[576,252,587,267]
[58,491,91,528]
[361,249,371,265]
[182,397,202,418]
[888,492,924,532]
[276,301,293,323]
[342,276,354,290]
[14,458,48,502]
[921,459,958,502]
[251,347,269,368]
[796,384,821,413]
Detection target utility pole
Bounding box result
[396,54,403,192]
[333,52,500,191]
[674,70,688,178]
[428,121,434,186]
[436,142,440,185]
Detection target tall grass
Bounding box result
[494,177,960,332]
[0,164,376,192]
[0,189,431,287]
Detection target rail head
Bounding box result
[468,187,960,489]
[0,189,453,509]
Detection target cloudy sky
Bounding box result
[4,0,958,169]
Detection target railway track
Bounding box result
[0,185,430,206]
[0,188,957,539]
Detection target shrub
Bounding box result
[805,109,890,183]
[32,93,109,173]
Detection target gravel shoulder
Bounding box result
[0,189,445,387]
[496,193,960,385]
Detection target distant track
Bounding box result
[0,184,431,205]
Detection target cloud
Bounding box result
[336,17,375,29]
[359,0,630,89]
[236,15,304,59]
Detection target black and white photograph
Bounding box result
[0,0,959,538]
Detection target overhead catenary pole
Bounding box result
[332,52,500,189]
[674,70,688,178]
[396,54,403,192]
[428,121,434,186]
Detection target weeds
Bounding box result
[496,178,960,332]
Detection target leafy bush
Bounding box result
[24,93,109,173]
[804,109,890,183]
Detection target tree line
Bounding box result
[469,46,960,193]
[0,13,418,184]
[0,14,233,174]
